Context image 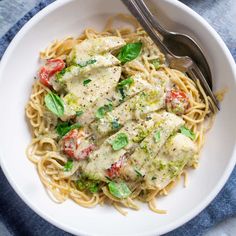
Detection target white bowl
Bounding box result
[0,0,236,235]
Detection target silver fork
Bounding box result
[121,0,219,111]
[135,0,213,89]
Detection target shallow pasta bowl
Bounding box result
[0,0,236,235]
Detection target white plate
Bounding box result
[0,0,236,235]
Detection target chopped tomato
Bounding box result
[61,129,95,160]
[166,89,189,115]
[39,67,51,87]
[79,144,96,160]
[107,154,127,178]
[46,59,65,76]
[38,58,65,87]
[62,129,80,158]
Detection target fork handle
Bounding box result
[121,0,173,57]
[134,0,169,37]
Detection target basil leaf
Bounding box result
[117,77,134,89]
[180,126,196,140]
[56,122,81,137]
[45,92,64,116]
[154,131,161,143]
[56,122,70,137]
[69,122,81,130]
[83,79,91,86]
[78,59,97,68]
[110,133,128,151]
[76,110,84,117]
[64,159,73,171]
[117,42,142,64]
[111,119,120,130]
[151,59,160,69]
[95,103,113,119]
[108,182,131,199]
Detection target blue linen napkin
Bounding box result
[0,1,235,235]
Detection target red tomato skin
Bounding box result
[38,59,65,87]
[107,154,126,178]
[62,130,79,158]
[166,89,189,115]
[38,67,51,87]
[47,59,65,76]
[61,130,95,160]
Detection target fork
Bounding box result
[121,0,219,111]
[135,0,213,89]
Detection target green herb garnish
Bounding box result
[45,92,64,117]
[154,131,161,143]
[117,77,134,101]
[151,59,160,69]
[117,77,134,89]
[83,79,91,86]
[117,42,142,64]
[78,59,97,68]
[89,183,99,193]
[96,107,106,119]
[105,176,112,182]
[134,168,143,177]
[132,127,149,143]
[56,68,67,81]
[108,182,131,199]
[110,133,128,151]
[95,103,113,119]
[180,126,196,140]
[64,159,73,172]
[76,110,84,117]
[118,88,126,101]
[56,122,81,137]
[76,177,100,193]
[111,119,120,130]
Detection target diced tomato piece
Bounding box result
[46,59,65,76]
[38,58,65,87]
[166,89,189,115]
[61,129,95,160]
[62,129,80,158]
[39,67,51,87]
[107,154,127,178]
[79,144,96,160]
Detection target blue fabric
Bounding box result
[0,1,235,235]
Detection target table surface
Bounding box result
[0,0,235,235]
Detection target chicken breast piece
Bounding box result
[54,54,120,87]
[67,36,125,65]
[62,66,121,118]
[121,112,184,180]
[92,87,165,137]
[77,74,153,125]
[144,133,197,189]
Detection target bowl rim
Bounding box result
[0,0,236,235]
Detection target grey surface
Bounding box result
[0,0,40,37]
[180,0,236,54]
[0,0,235,235]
